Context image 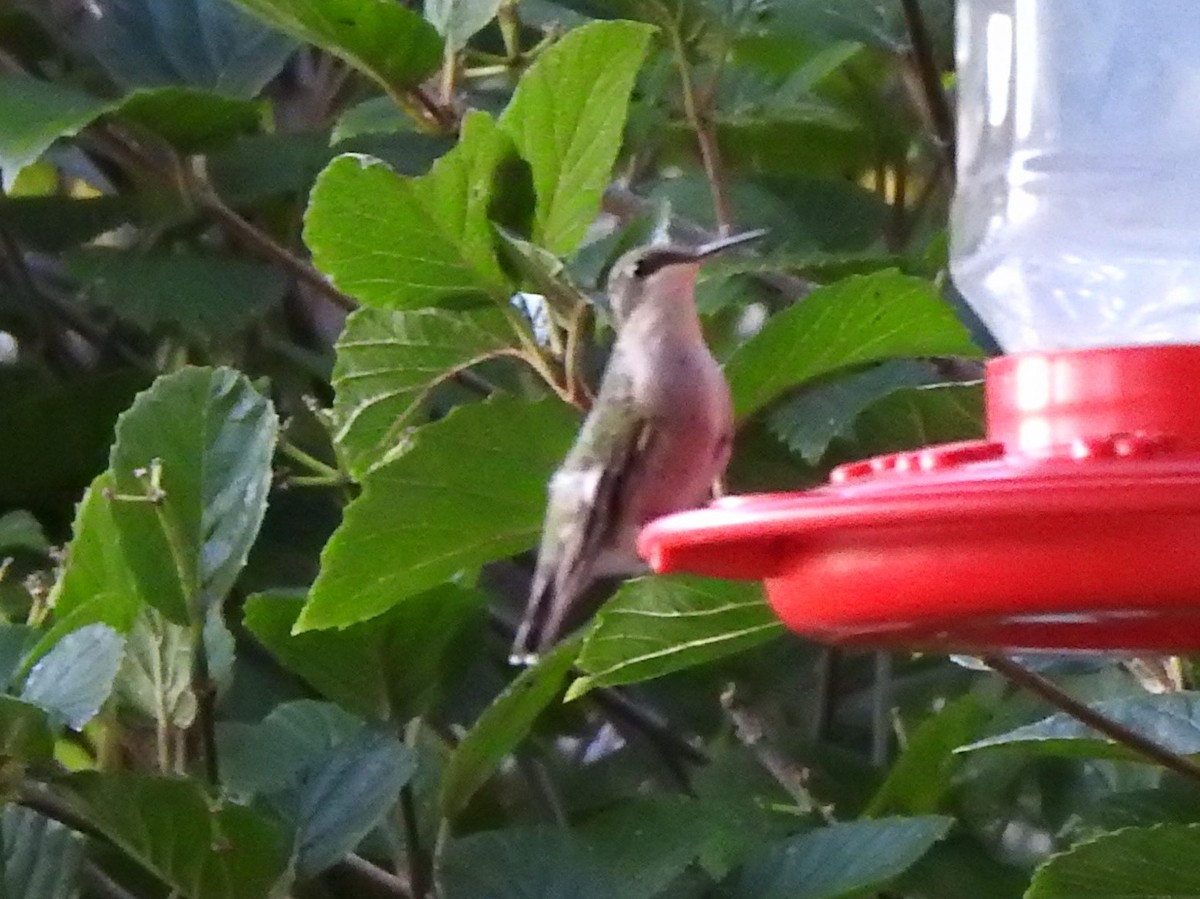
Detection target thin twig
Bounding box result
[900,0,956,167]
[985,655,1200,786]
[870,652,893,768]
[340,853,412,898]
[193,180,358,313]
[721,683,834,823]
[399,785,430,898]
[662,11,733,233]
[81,860,141,899]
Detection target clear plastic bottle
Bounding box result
[951,0,1200,351]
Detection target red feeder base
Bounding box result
[638,345,1200,653]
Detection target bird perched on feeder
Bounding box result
[510,229,766,665]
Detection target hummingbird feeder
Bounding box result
[638,1,1200,653]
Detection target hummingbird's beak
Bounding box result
[692,228,768,260]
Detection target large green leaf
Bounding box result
[0,697,55,765]
[957,692,1200,761]
[0,512,46,555]
[579,796,725,899]
[20,624,124,731]
[114,87,262,152]
[78,0,296,96]
[766,361,934,463]
[440,637,579,819]
[305,112,517,310]
[1027,823,1200,899]
[48,473,143,629]
[0,371,146,513]
[61,772,289,899]
[331,306,521,476]
[243,586,485,721]
[108,367,279,624]
[296,396,576,631]
[851,383,984,457]
[67,250,288,338]
[568,576,783,699]
[218,700,365,798]
[217,699,414,874]
[0,196,131,253]
[499,21,655,255]
[0,75,112,191]
[441,826,615,899]
[227,0,442,91]
[275,728,416,876]
[724,271,981,419]
[0,806,84,899]
[726,816,953,899]
[426,0,506,50]
[865,696,988,817]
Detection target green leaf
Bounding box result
[499,20,656,255]
[297,396,576,631]
[1027,823,1200,899]
[243,586,485,721]
[0,371,146,512]
[76,0,296,96]
[305,112,517,310]
[0,511,46,555]
[115,88,263,152]
[726,816,953,899]
[331,306,520,476]
[865,696,988,817]
[440,637,579,819]
[49,473,144,626]
[0,74,112,191]
[21,624,124,731]
[440,826,615,899]
[578,796,722,899]
[426,0,506,50]
[277,728,416,876]
[67,249,287,338]
[0,196,132,252]
[766,361,933,463]
[851,383,984,456]
[61,772,289,899]
[108,367,279,624]
[957,692,1200,761]
[32,473,145,670]
[227,0,443,92]
[0,697,54,765]
[0,806,84,899]
[115,607,197,729]
[568,575,783,699]
[218,700,366,798]
[0,630,37,692]
[724,271,981,419]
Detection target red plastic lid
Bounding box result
[638,345,1200,652]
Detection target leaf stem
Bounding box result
[279,439,343,481]
[984,655,1200,786]
[190,617,219,788]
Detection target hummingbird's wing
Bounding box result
[509,400,654,664]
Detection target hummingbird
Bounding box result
[510,229,766,665]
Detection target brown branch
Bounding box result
[985,655,1200,786]
[900,0,956,167]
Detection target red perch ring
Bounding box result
[638,345,1200,653]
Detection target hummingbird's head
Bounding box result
[605,229,767,324]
